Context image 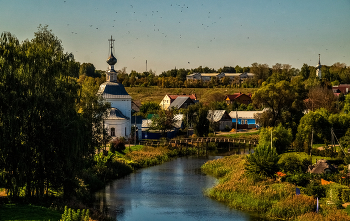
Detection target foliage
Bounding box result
[259,124,293,154]
[294,108,331,153]
[0,26,109,199]
[139,101,160,118]
[245,144,280,178]
[305,86,338,113]
[0,204,61,220]
[109,137,126,152]
[268,195,316,219]
[278,154,306,173]
[149,109,176,136]
[326,183,350,206]
[60,206,90,221]
[252,80,305,127]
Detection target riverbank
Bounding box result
[0,145,201,221]
[201,155,350,220]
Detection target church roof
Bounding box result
[98,81,131,99]
[108,107,129,120]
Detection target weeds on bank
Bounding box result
[201,155,349,220]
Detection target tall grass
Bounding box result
[201,155,350,220]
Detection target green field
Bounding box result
[125,87,257,103]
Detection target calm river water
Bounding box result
[95,155,268,221]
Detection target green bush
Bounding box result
[245,144,280,178]
[302,182,326,198]
[60,206,90,221]
[278,155,304,173]
[342,189,350,203]
[326,183,349,205]
[285,173,310,186]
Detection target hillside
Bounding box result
[125,87,257,104]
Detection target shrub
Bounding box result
[60,206,90,221]
[110,137,126,152]
[278,155,304,173]
[268,195,316,219]
[245,144,280,178]
[326,183,350,206]
[302,182,326,198]
[342,189,350,203]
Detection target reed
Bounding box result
[202,155,350,220]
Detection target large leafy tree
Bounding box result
[0,26,108,199]
[259,124,293,154]
[252,80,302,127]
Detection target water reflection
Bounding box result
[95,155,266,221]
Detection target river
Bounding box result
[95,155,268,221]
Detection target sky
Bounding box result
[1,0,350,74]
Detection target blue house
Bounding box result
[229,111,263,129]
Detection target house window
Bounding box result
[111,128,115,136]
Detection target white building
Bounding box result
[97,36,131,138]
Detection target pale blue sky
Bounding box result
[1,0,349,74]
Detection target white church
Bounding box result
[97,36,132,138]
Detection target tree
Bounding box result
[259,124,293,154]
[0,26,109,199]
[79,63,96,77]
[252,81,297,127]
[149,109,176,137]
[245,144,280,179]
[139,101,161,118]
[294,109,331,152]
[182,103,209,137]
[300,63,310,80]
[305,86,338,113]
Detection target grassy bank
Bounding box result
[125,87,257,103]
[201,155,350,220]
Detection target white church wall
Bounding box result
[108,99,132,120]
[105,119,131,138]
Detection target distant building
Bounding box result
[186,73,201,81]
[207,110,232,131]
[168,96,195,110]
[186,72,254,83]
[160,94,197,110]
[200,73,225,81]
[332,84,350,95]
[229,111,263,129]
[308,159,337,174]
[224,93,252,105]
[316,54,322,79]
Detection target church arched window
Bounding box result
[111,127,115,136]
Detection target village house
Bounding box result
[224,92,252,106]
[207,110,232,131]
[168,96,195,110]
[332,84,350,95]
[229,111,263,129]
[308,159,337,174]
[159,94,197,110]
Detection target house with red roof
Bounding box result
[224,92,252,106]
[332,84,350,95]
[160,94,198,110]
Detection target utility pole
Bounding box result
[134,114,137,146]
[310,129,314,156]
[235,108,238,134]
[271,129,273,148]
[146,60,147,72]
[187,111,189,137]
